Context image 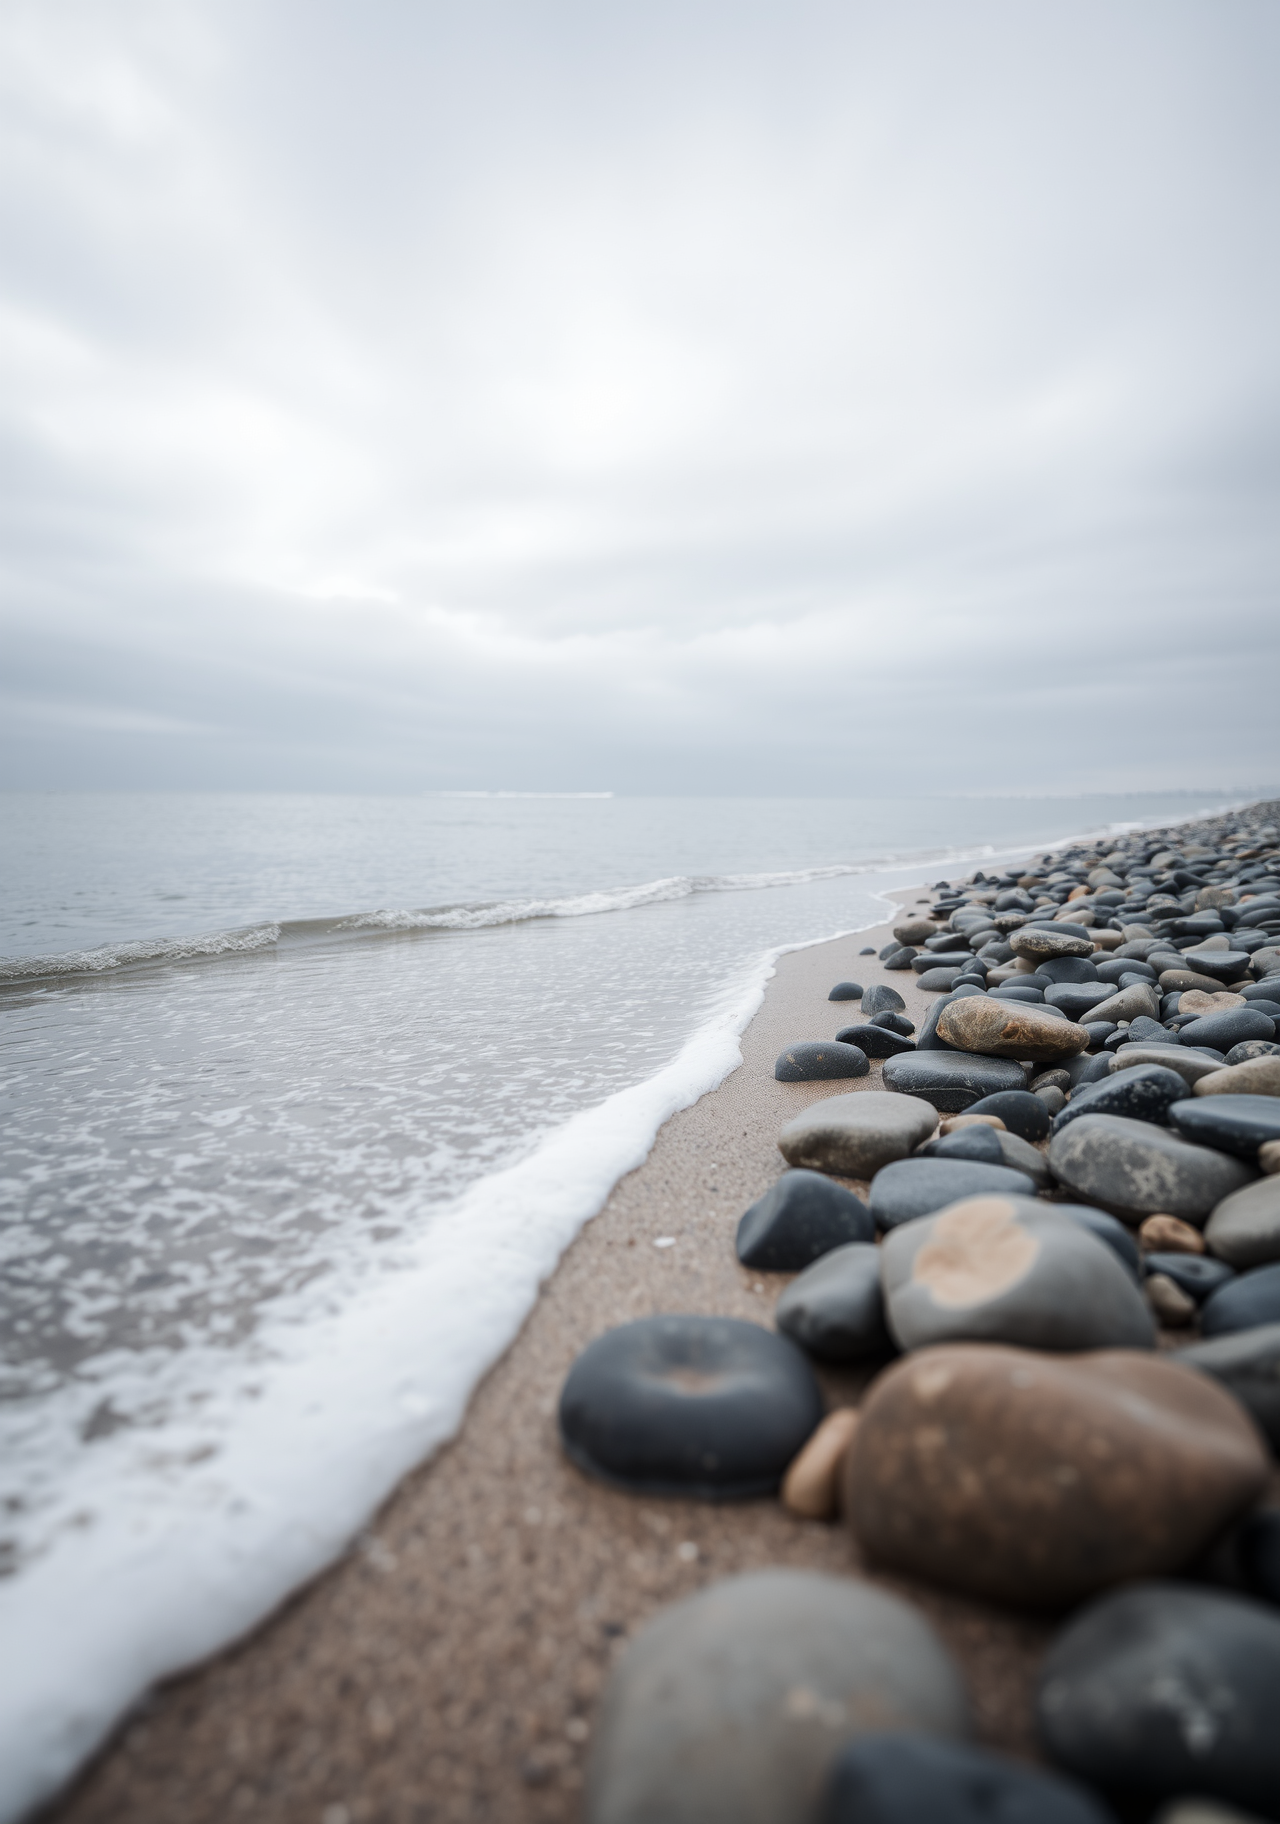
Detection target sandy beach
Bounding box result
[46,886,1062,1824]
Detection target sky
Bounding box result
[1,0,1278,796]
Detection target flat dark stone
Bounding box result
[1201,1261,1280,1337]
[736,1169,874,1271]
[1096,958,1156,984]
[917,967,961,991]
[1179,1009,1276,1050]
[882,947,918,970]
[1057,1205,1141,1278]
[1040,957,1102,984]
[828,981,864,1001]
[911,952,972,974]
[1143,1251,1235,1302]
[1175,1322,1280,1450]
[881,1050,1027,1112]
[1044,982,1115,1019]
[1049,1065,1187,1139]
[963,1089,1051,1142]
[558,1316,823,1499]
[861,984,906,1016]
[774,1242,893,1362]
[1126,1016,1169,1045]
[1080,1023,1118,1049]
[835,1023,916,1058]
[917,1125,1005,1164]
[872,1010,915,1036]
[1167,1094,1280,1160]
[821,1733,1113,1824]
[867,1157,1037,1229]
[1176,950,1251,983]
[1037,1583,1280,1813]
[990,985,1044,1003]
[775,1041,870,1082]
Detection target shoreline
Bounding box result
[47,885,1057,1824]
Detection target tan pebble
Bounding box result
[1178,990,1246,1016]
[939,1114,1006,1135]
[1139,1214,1205,1255]
[780,1408,859,1522]
[1261,1140,1280,1176]
[1145,1273,1197,1328]
[1194,1057,1280,1099]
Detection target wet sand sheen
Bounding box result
[49,893,1055,1824]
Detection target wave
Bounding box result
[0,924,280,984]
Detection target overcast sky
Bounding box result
[1,0,1277,795]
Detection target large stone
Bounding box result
[935,997,1090,1063]
[1181,949,1252,983]
[1201,1262,1280,1338]
[1049,1114,1257,1223]
[1174,1322,1280,1451]
[775,1041,870,1082]
[1037,1584,1280,1816]
[736,1170,874,1271]
[964,1089,1050,1142]
[584,1570,970,1824]
[1205,1177,1280,1269]
[1010,927,1095,960]
[820,1735,1113,1824]
[882,1050,1030,1112]
[1196,1056,1280,1098]
[1111,1046,1226,1088]
[893,918,936,946]
[880,1198,1155,1352]
[844,1346,1268,1607]
[867,1161,1039,1231]
[559,1316,823,1499]
[778,1091,938,1179]
[774,1243,892,1361]
[1049,1064,1187,1137]
[1168,1095,1280,1161]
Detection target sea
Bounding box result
[0,788,1249,1817]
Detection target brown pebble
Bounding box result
[1139,1214,1206,1255]
[1178,990,1245,1016]
[780,1408,859,1521]
[1193,1057,1280,1099]
[1145,1273,1197,1328]
[939,1114,1006,1135]
[935,998,1089,1063]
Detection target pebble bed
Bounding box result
[566,802,1280,1824]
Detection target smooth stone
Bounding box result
[1242,980,1280,1001]
[1045,982,1116,1019]
[1202,1262,1280,1338]
[964,1089,1050,1143]
[828,981,864,1001]
[912,951,972,972]
[917,966,963,991]
[1263,1140,1280,1174]
[846,1347,1267,1606]
[882,1049,1027,1112]
[1181,1010,1276,1053]
[1175,1322,1280,1451]
[1180,951,1253,983]
[1169,1095,1280,1162]
[1236,1002,1280,1022]
[559,1316,823,1499]
[1139,1213,1205,1254]
[882,947,918,970]
[584,1569,970,1824]
[1031,1068,1072,1093]
[775,1041,870,1083]
[1146,1272,1197,1326]
[893,918,937,947]
[918,1125,1005,1164]
[1206,1178,1280,1269]
[1049,1064,1188,1137]
[1081,1022,1119,1049]
[820,1734,1113,1824]
[915,983,987,1052]
[1010,927,1095,960]
[1049,1114,1257,1223]
[1088,983,1162,1026]
[1144,1251,1236,1301]
[1096,957,1156,984]
[1036,1086,1067,1115]
[1180,990,1247,1015]
[1040,956,1102,984]
[859,946,875,956]
[780,1408,860,1521]
[778,1091,939,1178]
[868,1160,1038,1231]
[1160,968,1235,995]
[1196,1056,1280,1098]
[736,1170,875,1270]
[1037,1584,1280,1814]
[1060,1205,1142,1277]
[880,1197,1155,1352]
[834,1023,915,1059]
[935,998,1090,1063]
[861,984,906,1016]
[1127,1016,1170,1045]
[872,1010,915,1035]
[1111,1046,1233,1087]
[775,1243,893,1362]
[989,984,1044,1003]
[996,1128,1055,1187]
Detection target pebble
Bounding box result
[1049,1113,1257,1222]
[917,1124,1004,1164]
[774,1242,893,1361]
[827,981,864,1001]
[1111,1046,1226,1087]
[775,1040,870,1082]
[1087,983,1162,1026]
[1145,1272,1197,1326]
[558,1316,823,1499]
[935,996,1090,1062]
[1035,1084,1067,1116]
[859,946,876,956]
[868,1159,1039,1230]
[873,1010,915,1035]
[861,984,906,1016]
[1169,1094,1280,1160]
[963,1089,1050,1142]
[1180,1010,1276,1052]
[914,982,986,1051]
[736,1170,874,1270]
[1049,1063,1188,1136]
[1037,1583,1280,1815]
[881,1049,1027,1111]
[833,1022,916,1058]
[1143,1250,1235,1301]
[1042,956,1102,983]
[1009,927,1094,961]
[584,1569,970,1824]
[819,1734,1114,1824]
[995,1128,1054,1186]
[1206,1177,1280,1268]
[1059,1205,1142,1276]
[1175,1321,1280,1450]
[845,1346,1268,1606]
[1139,1213,1205,1254]
[1201,1261,1280,1338]
[779,1408,860,1520]
[879,1196,1155,1351]
[1160,967,1236,994]
[1179,950,1252,983]
[1045,982,1116,1018]
[882,947,918,970]
[893,918,937,946]
[1263,1139,1280,1173]
[1180,990,1247,1015]
[938,1112,1006,1133]
[778,1090,939,1178]
[1196,1055,1280,1098]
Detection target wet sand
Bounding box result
[48,890,1055,1824]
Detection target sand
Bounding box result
[47,893,1056,1824]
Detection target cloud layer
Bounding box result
[2,0,1278,792]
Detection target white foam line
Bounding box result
[0,898,902,1824]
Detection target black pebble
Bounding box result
[859,946,876,955]
[1180,1009,1276,1051]
[736,1168,874,1271]
[882,946,918,970]
[821,1732,1115,1824]
[917,1124,1005,1164]
[828,981,864,1001]
[1040,957,1102,984]
[861,984,907,1016]
[963,1089,1051,1143]
[868,1157,1037,1229]
[1049,1065,1187,1138]
[1143,1251,1236,1301]
[775,1041,870,1082]
[1167,1093,1280,1160]
[1201,1262,1280,1338]
[558,1315,823,1499]
[872,1010,915,1035]
[1058,1205,1141,1278]
[834,1023,916,1058]
[1237,1510,1280,1607]
[774,1242,893,1361]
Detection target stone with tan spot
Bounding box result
[880,1196,1156,1354]
[844,1344,1269,1606]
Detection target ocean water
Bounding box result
[0,788,1246,1818]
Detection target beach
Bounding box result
[46,887,1055,1824]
